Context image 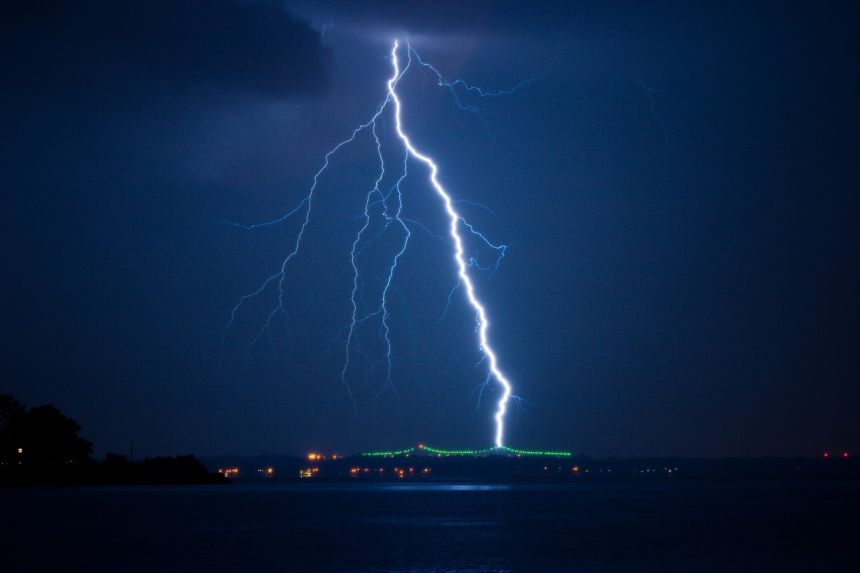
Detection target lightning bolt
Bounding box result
[387,40,512,447]
[221,38,533,448]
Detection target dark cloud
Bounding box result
[290,0,701,38]
[3,0,328,100]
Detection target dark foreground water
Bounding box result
[2,480,858,572]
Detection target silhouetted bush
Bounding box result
[0,394,227,485]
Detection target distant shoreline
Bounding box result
[201,454,860,484]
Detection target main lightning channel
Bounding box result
[387,41,513,448]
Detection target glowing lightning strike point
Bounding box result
[387,40,513,448]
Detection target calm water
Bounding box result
[2,480,858,572]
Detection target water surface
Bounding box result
[3,480,857,571]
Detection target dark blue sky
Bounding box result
[3,1,858,457]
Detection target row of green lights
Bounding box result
[361,445,572,457]
[501,446,572,457]
[421,445,496,456]
[361,447,415,457]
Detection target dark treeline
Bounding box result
[0,394,226,485]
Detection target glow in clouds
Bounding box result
[222,39,536,448]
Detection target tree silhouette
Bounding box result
[0,393,25,426]
[0,393,26,464]
[0,394,92,466]
[2,393,224,484]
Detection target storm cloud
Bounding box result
[3,0,329,100]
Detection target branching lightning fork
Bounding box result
[220,39,536,448]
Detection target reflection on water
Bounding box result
[349,483,512,492]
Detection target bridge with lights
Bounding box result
[361,443,572,458]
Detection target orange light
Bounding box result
[572,466,580,473]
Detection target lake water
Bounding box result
[2,480,857,571]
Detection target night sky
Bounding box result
[4,1,859,458]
